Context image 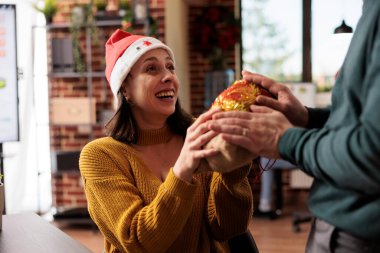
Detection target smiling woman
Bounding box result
[79,29,254,253]
[120,49,179,128]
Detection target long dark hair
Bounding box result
[105,91,193,143]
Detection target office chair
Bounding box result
[228,231,260,253]
[260,158,313,233]
[292,211,313,232]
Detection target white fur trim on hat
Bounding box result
[109,37,175,106]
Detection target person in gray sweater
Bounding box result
[209,0,380,252]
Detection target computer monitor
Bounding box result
[0,4,19,143]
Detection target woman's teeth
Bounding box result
[156,90,174,98]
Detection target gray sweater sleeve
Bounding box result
[278,6,380,194]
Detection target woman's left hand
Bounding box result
[173,109,220,182]
[208,105,293,159]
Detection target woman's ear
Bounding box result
[121,83,129,99]
[123,89,129,100]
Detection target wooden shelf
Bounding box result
[48,71,105,78]
[35,19,123,30]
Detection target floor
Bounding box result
[53,222,104,253]
[55,214,310,253]
[249,214,310,253]
[54,190,311,253]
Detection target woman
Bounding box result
[79,29,253,253]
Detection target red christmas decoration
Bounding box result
[193,5,240,70]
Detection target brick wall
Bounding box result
[52,172,88,210]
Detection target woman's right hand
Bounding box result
[173,109,220,182]
[242,70,309,127]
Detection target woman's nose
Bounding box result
[161,69,174,83]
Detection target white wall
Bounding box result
[2,0,51,214]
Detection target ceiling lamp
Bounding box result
[334,20,353,34]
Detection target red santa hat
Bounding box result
[105,29,175,106]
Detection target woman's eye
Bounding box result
[146,65,157,73]
[167,64,175,72]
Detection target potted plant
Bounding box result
[70,3,99,76]
[94,0,107,17]
[192,5,240,71]
[70,4,86,75]
[32,0,58,24]
[119,0,130,17]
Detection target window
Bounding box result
[242,0,363,88]
[242,0,302,82]
[312,0,362,90]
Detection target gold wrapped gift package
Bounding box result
[203,80,273,173]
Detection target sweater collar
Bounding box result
[136,124,173,145]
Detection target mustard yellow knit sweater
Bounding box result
[79,126,253,253]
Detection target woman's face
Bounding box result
[123,48,179,127]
